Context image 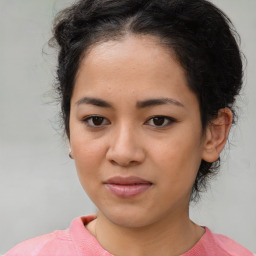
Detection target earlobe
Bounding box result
[69,151,74,159]
[202,108,233,163]
[68,144,74,159]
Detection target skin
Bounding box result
[69,35,232,256]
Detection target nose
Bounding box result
[106,124,146,167]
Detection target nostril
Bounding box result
[110,160,119,166]
[109,159,140,167]
[106,142,146,167]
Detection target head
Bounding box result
[51,0,243,201]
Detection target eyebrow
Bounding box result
[76,97,113,108]
[76,97,184,108]
[136,98,184,108]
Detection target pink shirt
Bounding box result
[5,215,253,256]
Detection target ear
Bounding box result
[202,108,233,163]
[68,143,74,159]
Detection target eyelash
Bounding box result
[82,115,176,128]
[82,115,110,128]
[145,116,176,127]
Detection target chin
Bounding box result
[99,207,154,229]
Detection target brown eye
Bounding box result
[152,117,166,126]
[91,116,104,126]
[83,116,110,127]
[146,116,175,127]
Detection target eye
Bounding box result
[146,116,176,127]
[82,115,110,127]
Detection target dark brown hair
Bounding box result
[51,0,243,200]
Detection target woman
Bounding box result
[5,0,254,255]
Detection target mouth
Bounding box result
[103,176,153,199]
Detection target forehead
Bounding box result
[77,35,186,84]
[72,35,197,109]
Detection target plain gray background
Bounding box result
[0,0,255,253]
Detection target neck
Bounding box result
[87,208,204,256]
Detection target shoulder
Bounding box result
[211,230,254,256]
[183,227,254,256]
[4,229,76,256]
[4,215,99,256]
[204,227,254,256]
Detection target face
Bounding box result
[69,35,207,228]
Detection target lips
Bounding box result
[103,176,152,198]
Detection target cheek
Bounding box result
[150,128,203,182]
[153,133,202,164]
[71,139,106,200]
[71,137,106,176]
[153,143,201,202]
